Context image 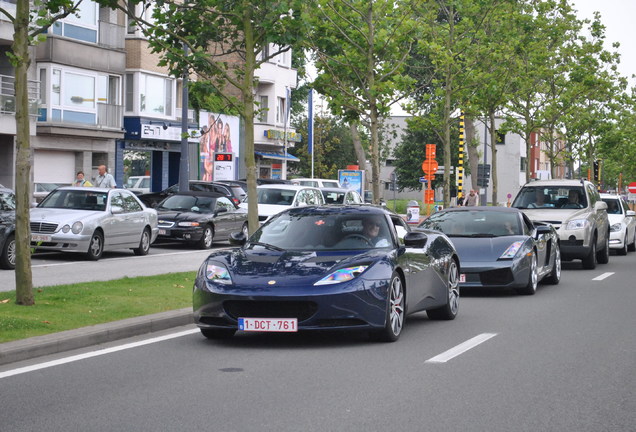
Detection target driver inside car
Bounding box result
[361,217,390,247]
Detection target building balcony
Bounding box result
[37,103,124,138]
[255,61,297,87]
[98,20,125,50]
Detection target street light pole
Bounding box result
[179,43,190,192]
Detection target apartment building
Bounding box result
[33,2,126,190]
[0,0,38,189]
[253,45,300,180]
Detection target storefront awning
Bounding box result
[254,151,300,162]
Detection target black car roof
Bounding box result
[285,204,395,216]
[438,206,522,214]
[166,191,226,198]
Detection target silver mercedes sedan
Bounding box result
[30,187,158,260]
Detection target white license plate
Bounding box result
[459,274,466,283]
[158,229,168,235]
[31,234,52,242]
[238,318,298,332]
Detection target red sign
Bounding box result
[628,182,636,194]
[422,159,439,174]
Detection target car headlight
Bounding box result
[72,221,83,234]
[61,222,83,234]
[178,221,200,227]
[205,263,232,284]
[610,223,622,232]
[314,265,368,285]
[565,219,589,230]
[499,241,523,259]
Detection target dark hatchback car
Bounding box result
[0,186,16,269]
[138,181,241,208]
[155,191,248,249]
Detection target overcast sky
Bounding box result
[571,0,636,84]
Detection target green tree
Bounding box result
[307,0,418,203]
[125,0,309,233]
[2,0,87,305]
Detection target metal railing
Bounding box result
[97,102,123,128]
[98,20,125,50]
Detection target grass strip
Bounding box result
[0,272,195,344]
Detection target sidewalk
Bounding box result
[0,308,193,366]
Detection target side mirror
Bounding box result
[404,231,428,248]
[595,201,608,211]
[229,231,247,246]
[535,225,552,238]
[111,205,123,214]
[215,207,228,216]
[626,210,636,217]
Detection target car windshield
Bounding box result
[251,213,392,251]
[419,210,522,237]
[257,188,295,205]
[512,186,587,209]
[39,190,108,211]
[0,191,16,211]
[158,195,215,213]
[323,191,346,204]
[602,198,622,214]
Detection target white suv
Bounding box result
[512,179,610,269]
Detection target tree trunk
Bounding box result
[349,122,368,188]
[12,0,34,305]
[489,111,498,205]
[242,10,259,235]
[465,117,480,192]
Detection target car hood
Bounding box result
[449,235,527,263]
[207,248,388,287]
[519,208,589,224]
[156,210,209,222]
[30,208,105,223]
[607,214,626,225]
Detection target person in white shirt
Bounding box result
[95,165,116,188]
[361,217,390,247]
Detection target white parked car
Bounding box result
[290,178,341,188]
[320,187,364,205]
[600,193,636,255]
[240,184,325,223]
[124,175,151,195]
[30,187,158,260]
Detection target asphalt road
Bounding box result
[0,243,232,292]
[1,253,635,431]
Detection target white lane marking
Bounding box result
[426,333,498,364]
[0,328,199,380]
[592,272,614,281]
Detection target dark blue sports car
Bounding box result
[193,205,460,342]
[418,206,561,295]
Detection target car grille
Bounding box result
[30,222,57,233]
[540,220,562,230]
[224,300,318,322]
[479,268,514,285]
[158,220,176,228]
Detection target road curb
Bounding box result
[0,308,193,366]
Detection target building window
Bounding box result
[258,96,268,122]
[276,97,285,124]
[125,74,133,112]
[520,157,526,172]
[139,73,173,116]
[51,0,98,43]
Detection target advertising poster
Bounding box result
[338,169,364,197]
[199,112,240,181]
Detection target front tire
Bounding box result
[427,259,460,320]
[545,242,561,285]
[86,231,104,261]
[197,225,214,249]
[133,228,151,256]
[517,251,538,295]
[369,272,405,342]
[0,233,16,269]
[617,234,628,256]
[597,232,610,264]
[628,230,636,252]
[582,236,597,269]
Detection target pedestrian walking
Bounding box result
[95,165,116,188]
[464,189,479,206]
[73,171,93,187]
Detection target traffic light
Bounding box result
[477,163,491,187]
